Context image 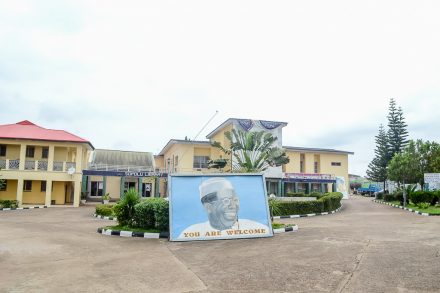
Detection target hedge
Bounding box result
[95,204,114,216]
[285,191,325,198]
[273,192,343,216]
[0,200,19,209]
[133,198,169,231]
[409,191,435,205]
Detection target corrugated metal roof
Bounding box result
[91,149,154,167]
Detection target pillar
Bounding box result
[138,177,142,196]
[75,146,83,171]
[155,177,160,197]
[280,181,285,197]
[307,182,312,194]
[120,176,125,198]
[16,179,24,206]
[19,144,26,171]
[73,179,81,207]
[48,145,54,171]
[45,180,53,206]
[81,175,88,193]
[294,182,298,193]
[321,183,325,193]
[102,176,107,195]
[332,183,336,192]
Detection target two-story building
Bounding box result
[0,120,93,207]
[156,118,353,197]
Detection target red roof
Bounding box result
[0,120,94,149]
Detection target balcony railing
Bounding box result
[9,159,19,169]
[25,160,35,170]
[0,159,75,172]
[37,160,48,171]
[53,161,63,171]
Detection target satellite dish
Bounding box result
[67,167,76,175]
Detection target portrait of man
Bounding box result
[178,177,270,240]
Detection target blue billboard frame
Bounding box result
[169,173,273,241]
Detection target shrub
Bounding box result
[0,199,19,209]
[417,202,431,209]
[272,192,342,216]
[133,198,169,231]
[285,192,307,197]
[383,193,396,202]
[95,204,113,216]
[376,192,384,200]
[409,191,434,206]
[153,198,169,231]
[133,199,156,229]
[431,191,440,206]
[114,188,140,226]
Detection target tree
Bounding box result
[366,124,389,186]
[387,140,440,186]
[387,98,409,158]
[212,129,290,173]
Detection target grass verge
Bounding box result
[272,223,296,229]
[380,200,440,215]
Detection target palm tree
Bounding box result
[212,129,289,173]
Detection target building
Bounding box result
[0,120,93,207]
[0,118,354,206]
[81,149,166,201]
[156,118,353,197]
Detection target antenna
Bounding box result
[177,111,219,169]
[192,110,219,141]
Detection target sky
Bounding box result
[1,0,440,176]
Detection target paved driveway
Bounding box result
[0,196,439,292]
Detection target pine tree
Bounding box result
[366,124,389,185]
[387,98,409,158]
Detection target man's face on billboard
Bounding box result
[204,187,240,230]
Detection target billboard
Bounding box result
[169,174,273,241]
[424,173,440,191]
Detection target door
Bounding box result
[142,183,152,197]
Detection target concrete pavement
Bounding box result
[1,196,439,292]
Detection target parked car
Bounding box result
[356,183,383,196]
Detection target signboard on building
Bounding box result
[169,174,273,241]
[285,173,335,180]
[424,173,440,191]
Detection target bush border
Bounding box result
[97,227,169,239]
[93,213,117,221]
[372,200,440,216]
[0,205,47,211]
[273,205,342,219]
[273,224,299,234]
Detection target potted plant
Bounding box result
[80,192,87,204]
[102,193,110,204]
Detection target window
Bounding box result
[91,181,103,197]
[300,153,305,173]
[124,181,136,193]
[331,162,342,166]
[314,162,319,173]
[41,181,46,192]
[0,180,6,191]
[193,156,210,169]
[26,146,35,158]
[42,147,49,159]
[23,180,32,192]
[0,145,6,156]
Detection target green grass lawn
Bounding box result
[272,223,296,229]
[380,200,440,215]
[104,225,161,233]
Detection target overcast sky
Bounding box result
[1,0,440,176]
